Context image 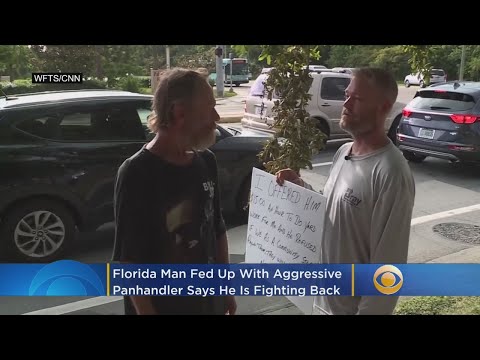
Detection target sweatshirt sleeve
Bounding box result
[356,167,416,315]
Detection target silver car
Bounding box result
[404,68,447,88]
[242,71,405,144]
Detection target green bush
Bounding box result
[13,79,32,87]
[394,296,480,315]
[116,76,142,93]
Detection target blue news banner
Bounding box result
[1,260,480,297]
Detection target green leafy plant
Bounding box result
[257,45,327,174]
[394,296,480,315]
[403,45,435,86]
[117,75,142,93]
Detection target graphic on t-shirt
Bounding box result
[342,188,362,207]
[166,199,199,249]
[164,180,217,262]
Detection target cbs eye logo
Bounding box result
[28,260,106,296]
[373,265,403,295]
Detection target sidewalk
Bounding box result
[216,94,244,123]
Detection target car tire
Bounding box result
[420,80,426,88]
[0,199,76,263]
[402,150,426,163]
[404,80,410,88]
[388,115,402,145]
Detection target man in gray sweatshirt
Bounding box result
[276,67,415,315]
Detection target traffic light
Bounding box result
[215,47,223,57]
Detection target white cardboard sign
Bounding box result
[244,168,327,314]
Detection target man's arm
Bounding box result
[216,232,229,264]
[113,161,157,315]
[356,169,415,315]
[208,150,236,314]
[122,262,156,315]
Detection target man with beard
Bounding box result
[112,68,236,315]
[275,67,415,315]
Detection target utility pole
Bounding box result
[229,52,234,93]
[215,45,224,97]
[459,45,466,81]
[166,45,171,69]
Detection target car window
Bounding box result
[137,108,152,125]
[431,69,445,76]
[320,77,350,101]
[15,103,147,141]
[410,91,476,111]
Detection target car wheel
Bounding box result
[403,150,426,163]
[404,80,410,88]
[388,115,402,145]
[0,199,76,263]
[420,80,425,88]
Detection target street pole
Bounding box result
[229,53,233,93]
[459,45,466,81]
[166,45,170,69]
[215,46,224,97]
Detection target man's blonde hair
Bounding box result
[148,68,209,133]
[352,67,398,106]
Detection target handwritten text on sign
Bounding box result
[245,168,326,265]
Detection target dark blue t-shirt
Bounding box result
[112,146,227,314]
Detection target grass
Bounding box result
[139,87,152,94]
[394,296,480,315]
[214,89,237,99]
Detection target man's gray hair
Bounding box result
[352,67,398,105]
[148,68,209,133]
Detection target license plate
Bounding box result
[255,106,263,115]
[418,128,435,139]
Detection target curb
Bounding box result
[219,115,243,123]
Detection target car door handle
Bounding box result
[321,103,331,107]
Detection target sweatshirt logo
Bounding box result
[342,188,362,207]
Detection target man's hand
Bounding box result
[276,168,303,187]
[225,295,237,315]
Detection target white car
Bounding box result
[404,68,447,88]
[242,71,405,144]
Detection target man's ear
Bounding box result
[381,100,393,116]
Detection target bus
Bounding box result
[209,58,250,87]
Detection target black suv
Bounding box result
[0,90,268,263]
[397,81,480,163]
[0,90,270,262]
[0,90,153,262]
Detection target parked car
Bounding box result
[404,68,447,88]
[0,90,270,262]
[397,81,480,163]
[242,70,405,144]
[331,67,355,74]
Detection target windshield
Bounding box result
[232,61,249,75]
[410,90,476,111]
[218,124,237,136]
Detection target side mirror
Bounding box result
[215,128,221,137]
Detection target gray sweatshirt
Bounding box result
[306,141,415,315]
